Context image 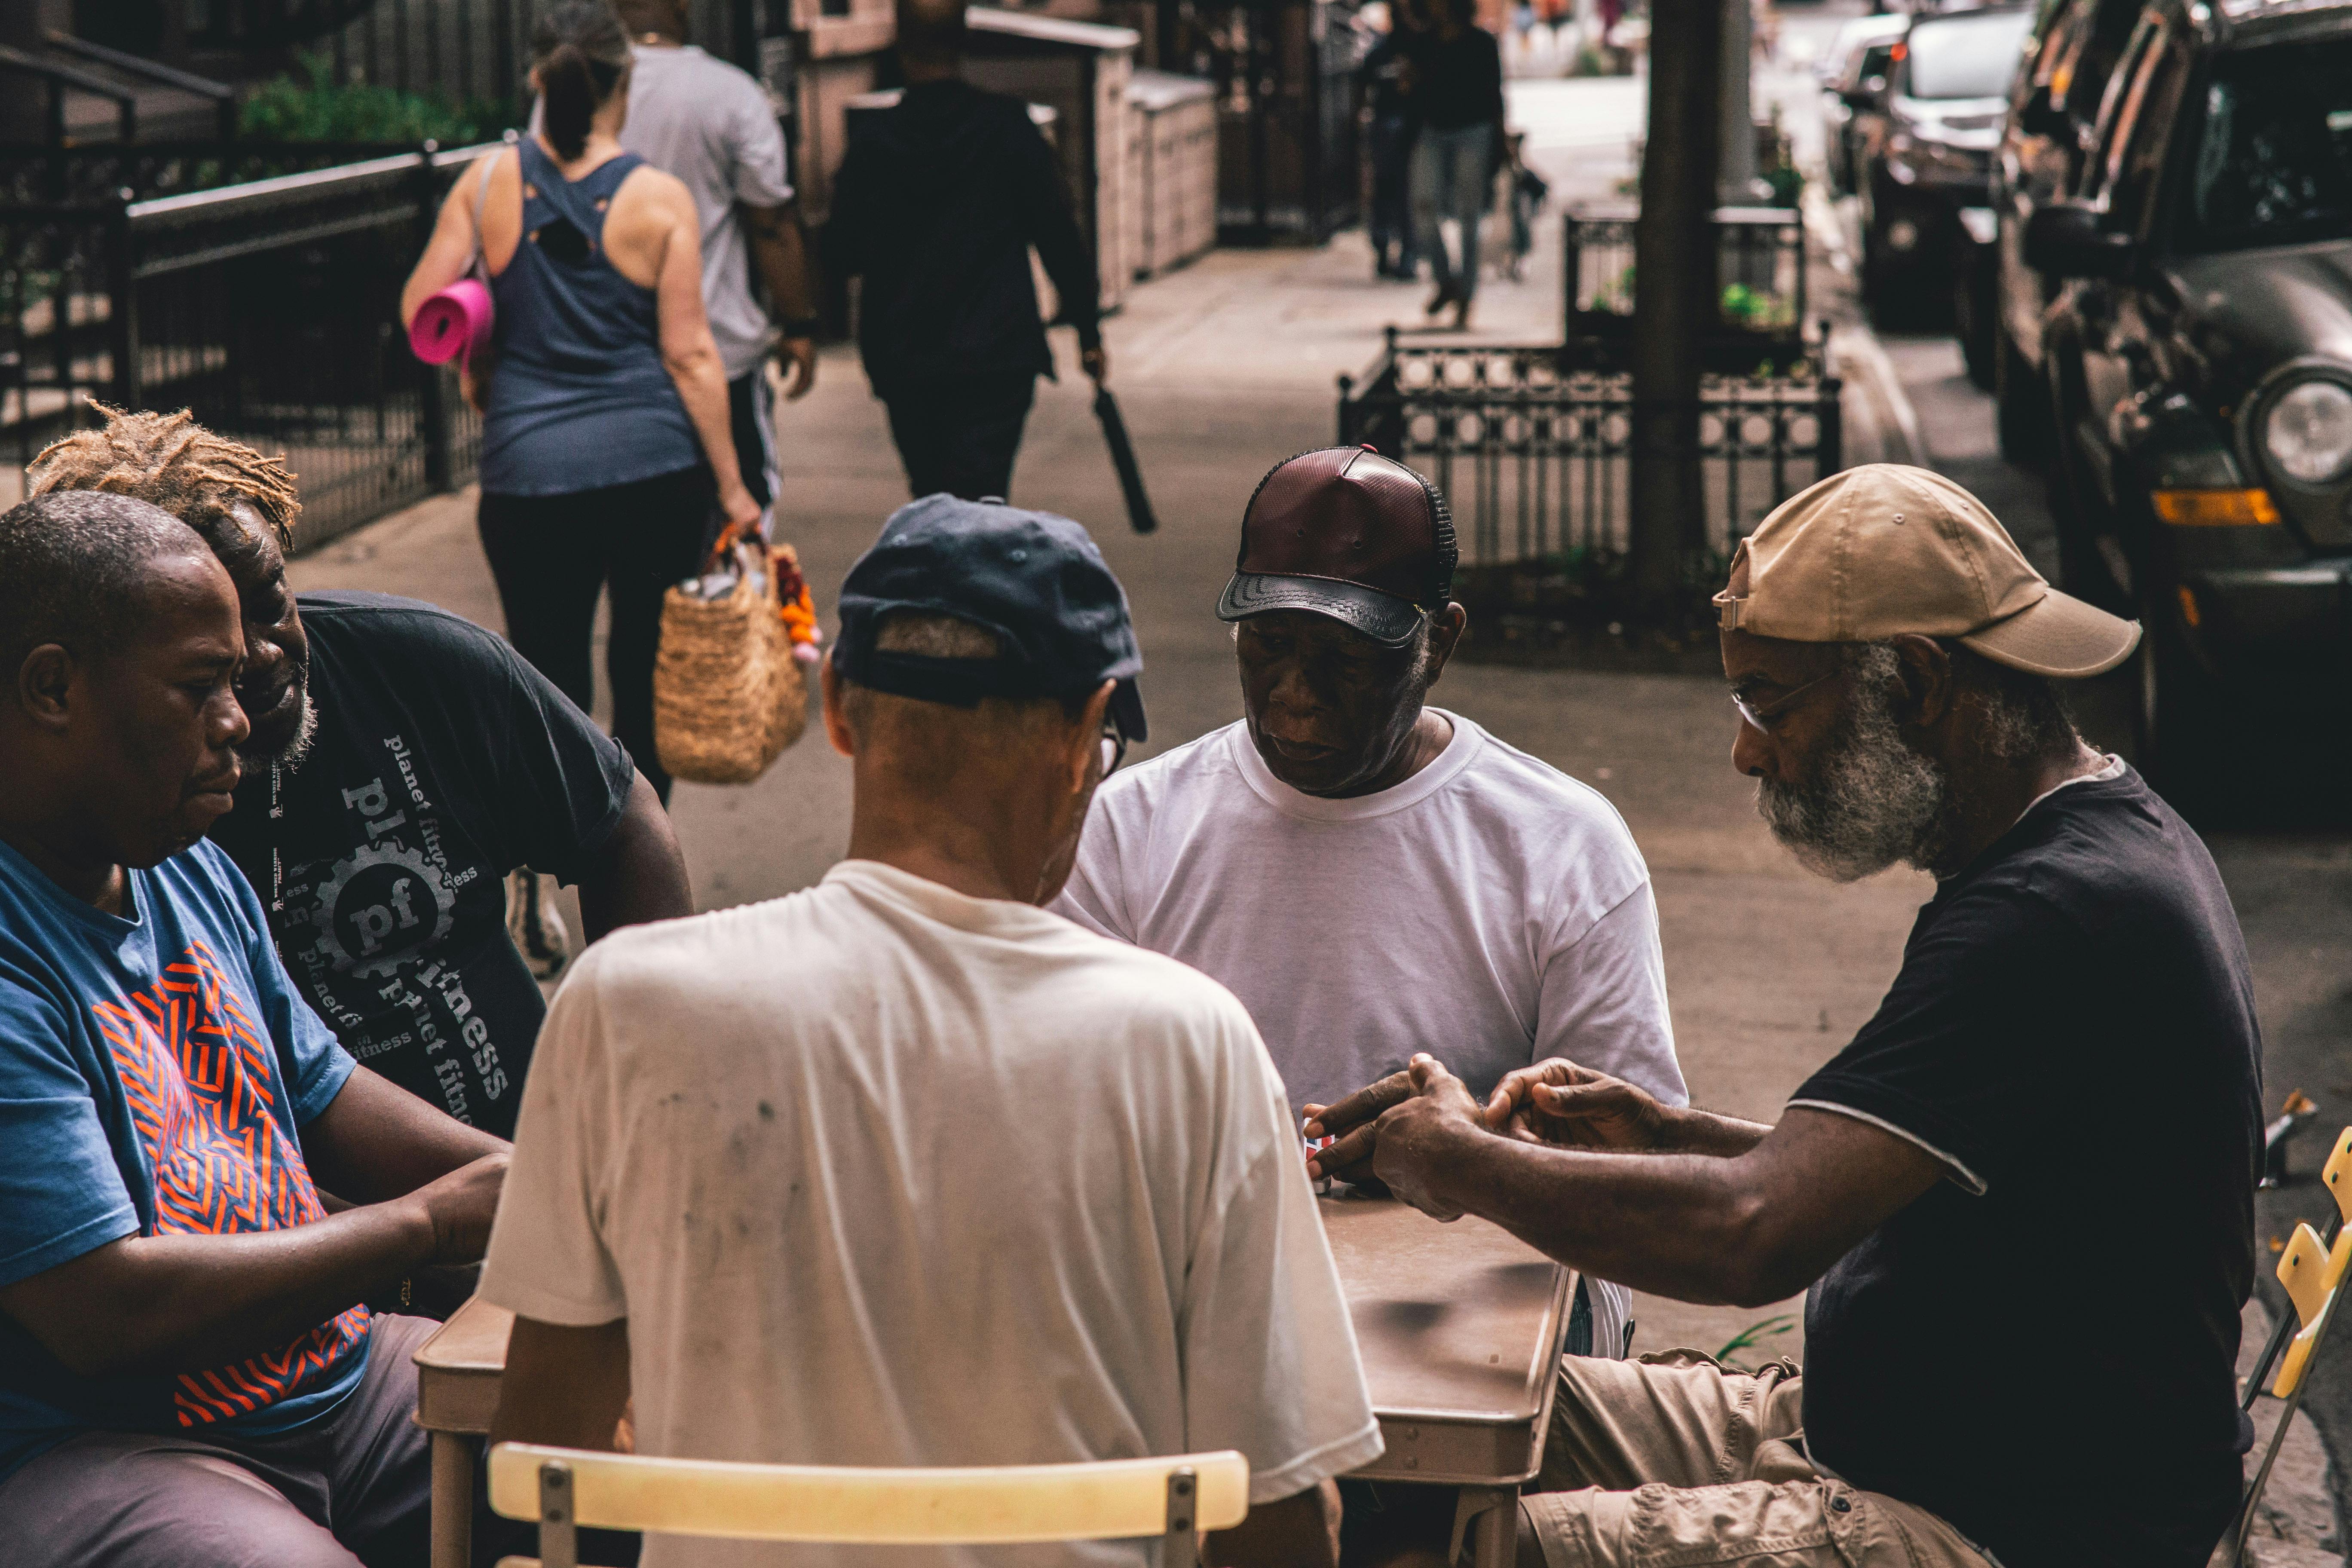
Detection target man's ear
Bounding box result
[1886,634,1953,729]
[15,645,77,733]
[819,650,856,760]
[1424,603,1470,686]
[1067,680,1115,796]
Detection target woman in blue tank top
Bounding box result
[401,1,760,803]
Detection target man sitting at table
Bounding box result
[477,495,1384,1566]
[1309,466,2262,1568]
[1052,446,1687,1370]
[0,492,511,1567]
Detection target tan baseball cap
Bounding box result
[1712,464,2140,678]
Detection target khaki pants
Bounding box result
[1516,1351,1995,1568]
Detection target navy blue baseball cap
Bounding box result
[835,494,1146,742]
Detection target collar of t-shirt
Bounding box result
[1226,709,1486,823]
[1932,751,2126,882]
[824,858,1075,940]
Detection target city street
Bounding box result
[260,21,2352,1551]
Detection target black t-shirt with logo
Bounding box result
[210,592,634,1138]
[1793,767,2261,1568]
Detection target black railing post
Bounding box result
[1337,374,1355,445]
[105,191,138,413]
[413,147,456,491]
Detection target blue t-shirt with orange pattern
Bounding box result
[0,835,368,1482]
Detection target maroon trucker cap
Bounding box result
[1215,447,1457,647]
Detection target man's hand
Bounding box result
[1484,1059,1671,1152]
[776,337,817,400]
[1367,1055,1485,1221]
[1303,1068,1417,1184]
[1082,344,1109,386]
[403,1152,509,1266]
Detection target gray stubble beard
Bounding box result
[1754,648,1958,883]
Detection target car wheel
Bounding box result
[2134,585,2230,821]
[1993,328,2045,465]
[2043,349,2131,611]
[1956,262,1994,391]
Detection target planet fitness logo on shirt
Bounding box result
[90,939,370,1427]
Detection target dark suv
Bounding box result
[1985,0,2144,440]
[2030,0,2352,788]
[1856,6,2037,320]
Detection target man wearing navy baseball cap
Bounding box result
[479,495,1381,1567]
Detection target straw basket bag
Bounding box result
[652,530,820,786]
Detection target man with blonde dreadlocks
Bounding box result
[31,408,695,1151]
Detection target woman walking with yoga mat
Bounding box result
[401,0,760,805]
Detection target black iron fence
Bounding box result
[1338,331,1842,566]
[1562,205,1814,375]
[3,141,496,550]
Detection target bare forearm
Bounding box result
[305,1066,507,1202]
[745,205,816,324]
[1,1204,433,1379]
[1658,1103,1775,1157]
[1427,1129,1789,1307]
[577,775,693,944]
[491,1317,633,1451]
[666,347,744,493]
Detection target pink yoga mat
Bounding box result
[408,278,493,369]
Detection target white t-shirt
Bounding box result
[479,860,1382,1568]
[1052,712,1686,1361]
[619,43,796,380]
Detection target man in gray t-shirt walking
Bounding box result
[615,0,818,539]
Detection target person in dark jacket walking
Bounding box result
[1408,0,1505,329]
[1360,2,1421,280]
[824,0,1106,502]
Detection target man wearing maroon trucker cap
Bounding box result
[1055,447,1687,1404]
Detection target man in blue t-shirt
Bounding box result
[0,492,510,1565]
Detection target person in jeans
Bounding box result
[0,491,509,1567]
[1360,2,1421,279]
[1406,0,1504,328]
[401,1,762,805]
[479,496,1381,1567]
[824,0,1107,501]
[1311,466,2260,1568]
[614,0,821,542]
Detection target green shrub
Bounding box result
[239,53,509,145]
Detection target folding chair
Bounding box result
[2226,1125,2352,1567]
[486,1442,1251,1568]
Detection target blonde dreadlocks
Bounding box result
[28,405,303,561]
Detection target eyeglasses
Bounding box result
[1099,720,1130,778]
[1730,670,1840,733]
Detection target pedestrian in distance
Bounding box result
[1310,466,2260,1568]
[823,0,1108,502]
[400,0,763,806]
[478,496,1378,1568]
[0,490,509,1568]
[30,406,695,1149]
[1360,1,1423,280]
[1406,0,1506,329]
[612,0,821,544]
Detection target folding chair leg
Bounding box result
[538,1459,579,1568]
[1163,1467,1200,1568]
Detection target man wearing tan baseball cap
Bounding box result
[1308,466,2265,1568]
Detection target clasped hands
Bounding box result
[1302,1055,1669,1221]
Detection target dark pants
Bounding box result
[882,373,1037,501]
[0,1314,436,1568]
[726,367,778,536]
[478,465,713,804]
[1371,113,1418,274]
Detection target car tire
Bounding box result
[2134,585,2230,821]
[2043,348,2132,612]
[1993,327,2045,465]
[1957,263,1994,391]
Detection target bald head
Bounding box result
[896,0,966,73]
[0,490,212,673]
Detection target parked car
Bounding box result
[1821,13,1909,197]
[1987,0,2145,451]
[2029,0,2352,795]
[1856,5,2038,322]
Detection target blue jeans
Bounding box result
[1412,121,1496,301]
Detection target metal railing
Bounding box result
[1337,330,1842,566]
[1562,205,1813,374]
[4,141,497,549]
